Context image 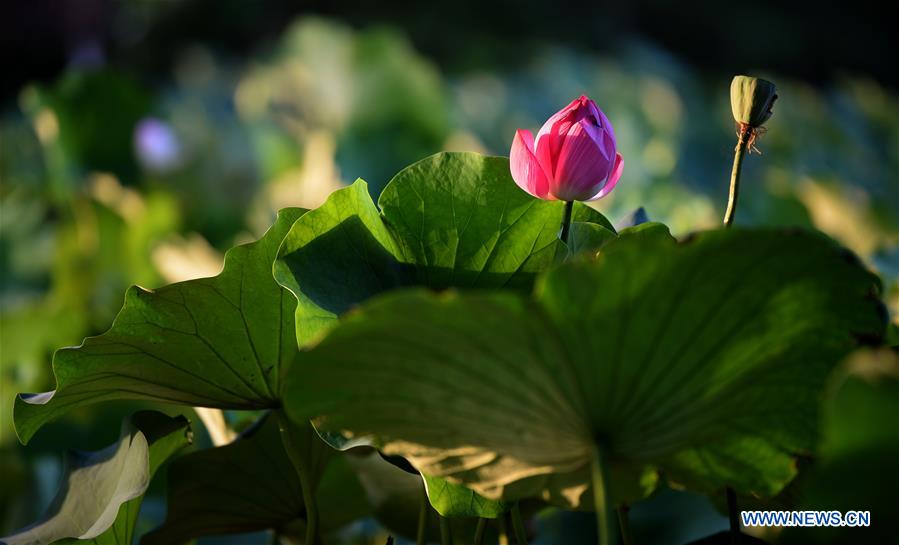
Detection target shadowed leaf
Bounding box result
[283,228,884,506]
[1,412,191,545]
[141,413,368,545]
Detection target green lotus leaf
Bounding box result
[14,209,306,444]
[1,411,191,545]
[566,222,617,255]
[779,348,899,544]
[313,426,515,519]
[422,474,510,518]
[346,451,505,544]
[274,151,614,345]
[283,228,884,507]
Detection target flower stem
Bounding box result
[560,200,574,244]
[473,518,488,545]
[724,126,750,227]
[617,505,633,545]
[499,514,510,545]
[591,444,614,545]
[726,486,740,545]
[510,503,529,544]
[416,477,428,545]
[439,515,452,545]
[276,412,319,545]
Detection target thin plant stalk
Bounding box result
[499,514,510,545]
[510,503,529,544]
[193,407,236,446]
[617,505,633,545]
[591,444,615,545]
[439,515,452,545]
[723,127,750,227]
[473,518,487,545]
[416,478,428,545]
[276,412,319,545]
[726,486,740,545]
[560,200,574,243]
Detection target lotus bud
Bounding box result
[730,76,777,128]
[510,95,623,202]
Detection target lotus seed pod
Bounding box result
[730,76,777,127]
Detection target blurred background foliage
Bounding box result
[1,1,897,543]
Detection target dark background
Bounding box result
[3,0,895,104]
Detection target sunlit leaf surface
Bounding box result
[14,210,305,444]
[274,151,613,345]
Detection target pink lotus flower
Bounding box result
[510,95,623,201]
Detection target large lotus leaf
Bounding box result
[283,228,885,507]
[779,348,899,545]
[274,151,613,345]
[14,209,306,444]
[141,412,367,545]
[1,411,191,545]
